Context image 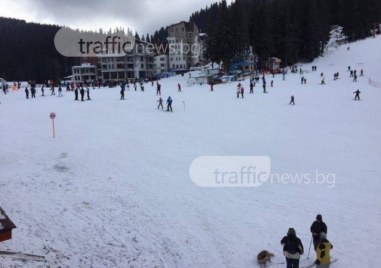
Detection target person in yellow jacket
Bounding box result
[314,232,333,268]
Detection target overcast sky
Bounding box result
[0,0,233,35]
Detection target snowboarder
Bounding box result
[310,214,328,251]
[353,89,361,100]
[157,97,163,110]
[314,232,333,268]
[281,228,304,268]
[80,87,85,101]
[289,95,295,105]
[166,96,173,112]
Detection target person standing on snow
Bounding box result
[25,87,29,99]
[314,232,333,268]
[240,86,244,98]
[236,83,241,98]
[281,228,304,268]
[289,95,295,105]
[120,81,125,100]
[310,214,328,250]
[178,83,181,92]
[86,87,91,100]
[157,97,163,110]
[250,81,254,93]
[80,87,85,102]
[157,82,161,96]
[353,89,361,100]
[166,96,173,112]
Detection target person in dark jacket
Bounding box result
[25,87,29,99]
[289,95,295,105]
[74,87,79,100]
[166,96,173,112]
[310,214,328,250]
[354,89,361,100]
[281,228,304,268]
[80,87,85,102]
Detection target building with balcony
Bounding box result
[167,21,200,72]
[72,63,97,84]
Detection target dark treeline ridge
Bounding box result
[0,17,79,82]
[189,0,381,68]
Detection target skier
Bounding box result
[360,69,364,76]
[210,81,214,91]
[353,73,357,82]
[271,80,274,87]
[289,95,295,105]
[310,214,328,250]
[314,232,333,268]
[41,85,45,96]
[166,96,173,112]
[250,81,254,93]
[25,87,29,99]
[51,86,55,96]
[178,83,181,92]
[80,87,85,101]
[353,89,361,100]
[240,86,244,98]
[157,97,163,110]
[58,86,63,97]
[86,87,91,100]
[281,228,304,268]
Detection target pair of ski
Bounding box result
[302,258,338,268]
[0,250,46,262]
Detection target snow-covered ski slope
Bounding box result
[0,35,381,268]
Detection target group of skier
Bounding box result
[281,214,332,268]
[232,64,364,106]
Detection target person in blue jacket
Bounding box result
[166,96,173,112]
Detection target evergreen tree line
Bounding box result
[189,0,381,69]
[0,17,79,82]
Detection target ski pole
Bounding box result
[307,236,313,259]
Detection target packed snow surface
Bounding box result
[1,36,381,267]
